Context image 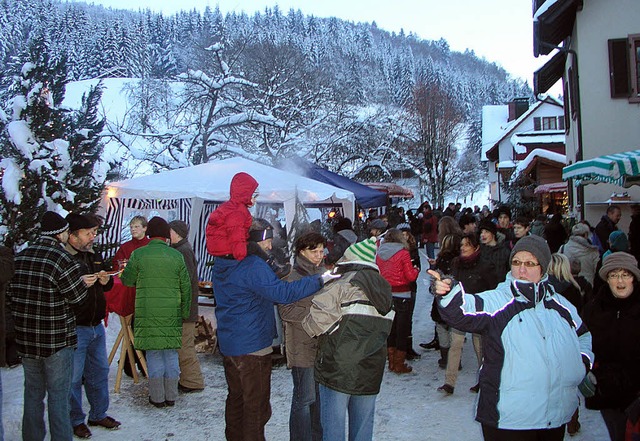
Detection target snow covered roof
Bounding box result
[481,105,509,161]
[482,96,563,161]
[509,148,566,183]
[510,130,565,153]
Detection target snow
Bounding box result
[1,252,610,440]
[534,0,560,21]
[0,158,23,205]
[7,121,38,157]
[508,148,566,184]
[480,105,508,161]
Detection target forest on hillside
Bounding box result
[0,0,532,245]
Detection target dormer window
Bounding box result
[533,116,565,131]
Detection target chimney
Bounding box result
[508,98,530,122]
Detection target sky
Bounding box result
[66,0,560,93]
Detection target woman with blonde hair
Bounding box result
[548,253,583,312]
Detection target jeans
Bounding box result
[0,370,3,441]
[319,384,377,441]
[22,346,74,441]
[223,354,272,441]
[425,242,436,259]
[146,349,180,379]
[290,367,322,441]
[70,324,110,427]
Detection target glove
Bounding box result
[321,270,341,285]
[578,371,597,398]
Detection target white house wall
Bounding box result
[566,0,640,231]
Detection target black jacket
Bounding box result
[583,284,640,410]
[452,253,498,294]
[66,245,113,326]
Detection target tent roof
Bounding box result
[106,157,355,204]
[563,149,640,187]
[276,158,387,208]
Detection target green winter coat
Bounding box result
[120,238,191,350]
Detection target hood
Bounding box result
[376,242,405,261]
[548,274,572,295]
[229,172,259,206]
[337,263,392,315]
[568,235,599,251]
[507,272,551,305]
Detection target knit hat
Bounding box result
[608,230,629,253]
[369,219,388,231]
[396,223,411,232]
[341,237,377,263]
[571,223,590,237]
[599,252,640,281]
[66,213,100,232]
[248,218,274,242]
[147,216,171,239]
[478,219,497,237]
[41,211,69,236]
[168,220,189,240]
[509,235,552,273]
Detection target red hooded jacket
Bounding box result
[206,172,258,260]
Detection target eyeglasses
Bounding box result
[511,260,540,268]
[607,272,634,281]
[252,192,259,199]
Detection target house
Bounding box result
[481,96,566,212]
[533,0,640,231]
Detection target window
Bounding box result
[533,116,563,131]
[542,117,557,130]
[608,34,640,102]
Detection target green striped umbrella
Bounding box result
[562,149,640,187]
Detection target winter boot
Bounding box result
[387,347,396,371]
[148,377,165,407]
[164,378,179,407]
[437,384,454,395]
[438,348,449,369]
[393,350,413,374]
[420,328,440,350]
[567,408,580,436]
[406,336,421,360]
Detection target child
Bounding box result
[206,172,259,261]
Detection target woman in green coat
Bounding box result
[120,217,191,408]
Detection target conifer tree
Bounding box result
[0,36,107,248]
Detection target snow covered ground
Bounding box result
[2,251,611,440]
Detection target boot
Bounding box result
[438,348,449,369]
[393,350,413,374]
[148,377,165,407]
[406,336,421,360]
[437,384,454,395]
[164,378,179,406]
[567,408,580,436]
[419,331,440,350]
[387,347,396,371]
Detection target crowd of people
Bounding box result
[1,172,640,441]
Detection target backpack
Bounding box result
[590,231,605,255]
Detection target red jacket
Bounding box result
[206,172,258,260]
[376,243,419,292]
[421,213,438,244]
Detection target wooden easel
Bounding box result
[107,314,148,393]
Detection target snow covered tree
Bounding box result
[404,80,466,207]
[0,37,107,248]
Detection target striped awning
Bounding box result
[562,149,640,187]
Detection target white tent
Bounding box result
[99,157,355,277]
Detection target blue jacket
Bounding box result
[212,255,323,356]
[437,273,593,430]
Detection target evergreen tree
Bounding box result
[0,37,106,248]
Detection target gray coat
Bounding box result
[171,238,200,322]
[560,235,600,287]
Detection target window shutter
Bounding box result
[558,116,565,130]
[533,117,541,131]
[608,38,630,98]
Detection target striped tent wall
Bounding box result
[101,197,192,263]
[195,202,285,281]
